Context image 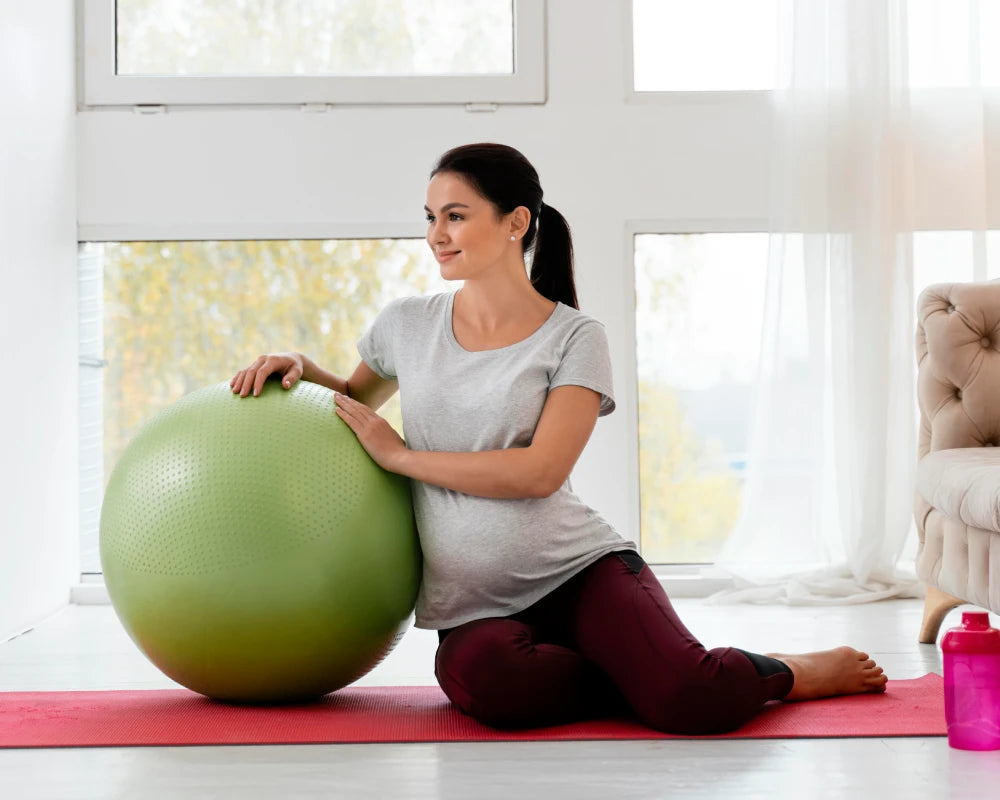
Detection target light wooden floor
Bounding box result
[2,598,998,799]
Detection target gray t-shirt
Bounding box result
[357,291,636,629]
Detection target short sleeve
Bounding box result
[550,319,616,416]
[356,299,402,380]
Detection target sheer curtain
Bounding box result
[712,0,992,603]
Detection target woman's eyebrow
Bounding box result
[423,202,472,213]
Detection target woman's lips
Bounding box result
[436,250,460,262]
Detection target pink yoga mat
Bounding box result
[0,674,945,749]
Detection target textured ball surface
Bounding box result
[99,380,421,703]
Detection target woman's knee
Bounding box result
[434,619,534,725]
[436,619,529,679]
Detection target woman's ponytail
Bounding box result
[529,203,578,310]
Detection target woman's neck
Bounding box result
[455,275,554,332]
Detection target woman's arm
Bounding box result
[333,384,601,499]
[304,356,399,411]
[232,353,398,411]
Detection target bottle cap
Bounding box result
[962,611,991,630]
[942,610,1000,654]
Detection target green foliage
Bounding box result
[116,0,511,76]
[101,239,440,483]
[633,232,751,563]
[637,380,743,564]
[99,232,748,565]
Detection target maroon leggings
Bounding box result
[434,551,794,734]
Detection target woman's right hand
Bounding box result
[230,352,305,397]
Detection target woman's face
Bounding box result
[425,171,514,281]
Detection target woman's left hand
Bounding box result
[333,392,407,472]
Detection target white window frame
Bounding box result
[80,0,547,107]
[624,219,767,592]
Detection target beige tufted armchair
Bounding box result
[915,281,1000,643]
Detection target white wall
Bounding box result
[0,0,79,640]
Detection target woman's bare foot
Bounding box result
[766,646,888,701]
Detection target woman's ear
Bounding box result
[509,206,532,239]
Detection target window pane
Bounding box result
[909,0,1000,88]
[913,230,1000,299]
[78,238,448,573]
[633,1,1000,92]
[632,0,778,91]
[635,233,768,563]
[913,231,977,297]
[116,0,514,76]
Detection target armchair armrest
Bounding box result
[916,281,1000,459]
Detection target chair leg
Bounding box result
[919,585,965,644]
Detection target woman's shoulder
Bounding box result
[549,303,609,339]
[556,303,604,325]
[381,291,454,321]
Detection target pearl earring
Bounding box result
[510,235,516,241]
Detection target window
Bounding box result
[914,230,1000,292]
[78,238,448,573]
[631,0,778,92]
[632,0,1000,93]
[81,0,545,105]
[634,229,1000,565]
[634,233,769,563]
[908,0,1000,88]
[116,0,513,77]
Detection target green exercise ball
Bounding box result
[99,379,421,704]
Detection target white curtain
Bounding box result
[711,0,992,603]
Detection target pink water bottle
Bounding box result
[941,610,1000,750]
